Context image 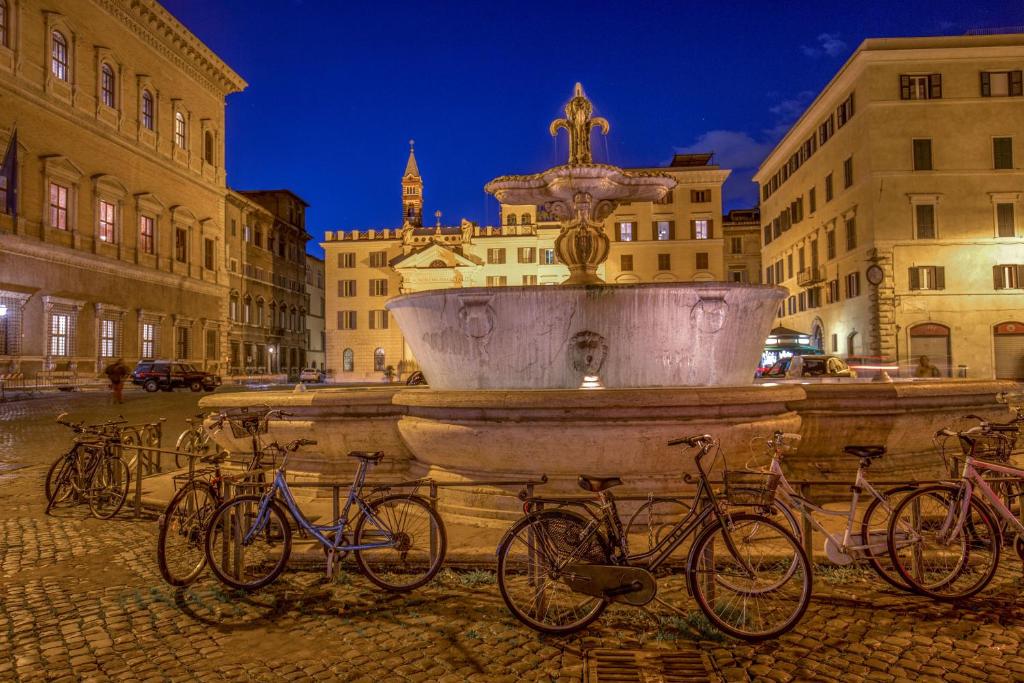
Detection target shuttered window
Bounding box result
[899,74,942,100]
[981,71,1024,97]
[696,252,709,270]
[691,219,712,240]
[996,203,1016,237]
[993,137,1013,170]
[620,254,633,271]
[908,266,945,291]
[653,220,674,240]
[913,139,932,170]
[993,264,1024,290]
[915,204,936,239]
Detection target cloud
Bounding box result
[800,32,848,59]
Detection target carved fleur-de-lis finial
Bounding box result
[549,83,610,166]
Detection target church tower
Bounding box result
[401,140,423,227]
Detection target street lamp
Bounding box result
[268,346,275,373]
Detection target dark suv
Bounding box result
[132,360,222,393]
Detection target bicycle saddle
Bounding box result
[347,451,384,463]
[843,445,886,459]
[577,474,623,493]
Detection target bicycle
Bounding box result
[156,407,284,587]
[173,412,216,469]
[886,399,1024,601]
[47,414,132,519]
[44,414,126,502]
[496,434,812,641]
[203,446,447,593]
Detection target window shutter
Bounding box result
[668,220,675,240]
[651,221,659,240]
[909,267,920,291]
[707,219,714,239]
[929,74,942,99]
[934,266,945,290]
[689,220,696,240]
[981,71,991,97]
[1017,265,1024,287]
[614,222,621,241]
[899,75,911,99]
[993,265,1003,290]
[1012,71,1024,97]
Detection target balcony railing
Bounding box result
[797,266,825,287]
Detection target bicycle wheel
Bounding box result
[887,484,1000,601]
[205,494,292,591]
[157,481,219,586]
[46,455,79,513]
[88,456,131,519]
[714,502,803,594]
[353,494,447,591]
[45,453,77,504]
[496,508,611,635]
[174,430,196,469]
[625,498,692,554]
[861,486,916,593]
[687,513,812,642]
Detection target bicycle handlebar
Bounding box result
[667,434,714,448]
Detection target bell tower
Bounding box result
[401,139,423,227]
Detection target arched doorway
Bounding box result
[810,318,824,352]
[994,322,1024,379]
[909,323,951,377]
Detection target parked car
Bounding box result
[763,354,857,379]
[299,368,323,383]
[132,360,221,393]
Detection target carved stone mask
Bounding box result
[570,330,608,375]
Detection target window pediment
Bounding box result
[41,154,84,183]
[134,192,165,215]
[92,173,127,199]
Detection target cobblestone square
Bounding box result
[2,388,1024,682]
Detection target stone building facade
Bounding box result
[305,254,325,372]
[0,0,245,378]
[321,147,732,382]
[722,208,763,285]
[754,33,1024,379]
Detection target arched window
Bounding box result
[290,307,298,331]
[51,31,68,81]
[229,292,239,321]
[343,348,354,372]
[255,299,265,327]
[506,213,517,226]
[243,296,252,324]
[141,90,154,130]
[429,259,447,268]
[204,131,215,165]
[174,112,186,149]
[101,64,115,108]
[0,1,8,49]
[521,213,531,225]
[374,348,385,372]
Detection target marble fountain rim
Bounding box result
[385,280,789,307]
[484,162,680,186]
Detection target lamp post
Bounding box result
[268,346,275,374]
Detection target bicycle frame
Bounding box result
[944,454,1024,542]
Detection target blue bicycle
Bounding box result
[203,442,447,592]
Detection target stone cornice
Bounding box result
[1,233,227,298]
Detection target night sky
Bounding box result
[161,0,1024,256]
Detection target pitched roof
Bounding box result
[404,140,420,178]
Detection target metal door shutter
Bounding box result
[995,333,1024,379]
[910,336,951,377]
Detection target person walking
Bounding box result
[104,358,128,404]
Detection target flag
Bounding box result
[1,129,17,220]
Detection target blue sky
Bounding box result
[161,0,1024,255]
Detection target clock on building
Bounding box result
[866,265,884,286]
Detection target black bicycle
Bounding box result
[46,414,132,519]
[495,434,812,641]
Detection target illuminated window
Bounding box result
[175,228,187,262]
[617,222,634,241]
[98,200,115,242]
[693,219,710,240]
[343,348,354,371]
[141,90,154,130]
[655,221,673,241]
[49,183,68,230]
[174,112,186,149]
[142,322,156,358]
[374,348,385,372]
[139,215,154,254]
[101,64,115,108]
[50,313,70,356]
[52,31,68,81]
[99,319,116,357]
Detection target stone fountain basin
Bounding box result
[386,282,787,390]
[484,163,676,206]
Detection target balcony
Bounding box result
[797,266,825,287]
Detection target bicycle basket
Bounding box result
[962,432,1018,462]
[171,467,217,491]
[723,470,780,506]
[228,416,268,439]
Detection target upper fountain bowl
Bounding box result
[484,163,677,212]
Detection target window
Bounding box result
[993,264,1024,290]
[913,139,932,171]
[692,219,711,240]
[763,226,772,246]
[204,131,214,165]
[766,266,774,284]
[517,247,535,263]
[836,93,854,127]
[205,329,217,360]
[49,183,68,230]
[370,279,388,296]
[819,114,835,146]
[774,261,783,283]
[138,216,154,254]
[915,204,936,239]
[141,91,154,130]
[204,238,215,270]
[798,292,807,312]
[51,32,68,81]
[843,157,853,188]
[900,74,942,100]
[654,190,673,205]
[520,213,531,225]
[174,112,186,149]
[729,269,748,283]
[50,313,70,356]
[786,254,793,279]
[254,229,262,248]
[845,271,861,298]
[374,348,385,372]
[228,294,238,322]
[981,71,1023,97]
[175,326,189,359]
[620,254,633,271]
[255,300,264,327]
[542,248,556,265]
[993,137,1013,170]
[100,64,115,108]
[98,200,116,242]
[506,213,517,226]
[522,274,537,285]
[798,246,806,272]
[338,280,356,297]
[696,252,709,270]
[142,322,156,358]
[730,237,742,255]
[845,216,857,250]
[485,275,507,286]
[996,203,1016,237]
[99,319,116,357]
[617,222,634,241]
[242,296,252,324]
[831,333,838,353]
[655,221,673,241]
[343,348,354,372]
[826,230,836,260]
[337,311,357,330]
[369,310,388,329]
[908,266,946,291]
[242,225,251,242]
[338,252,355,268]
[175,228,187,262]
[487,248,506,264]
[809,187,817,214]
[657,254,671,271]
[369,250,388,267]
[691,189,711,203]
[826,279,840,304]
[825,173,834,202]
[787,296,796,315]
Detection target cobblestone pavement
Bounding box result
[2,389,1024,681]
